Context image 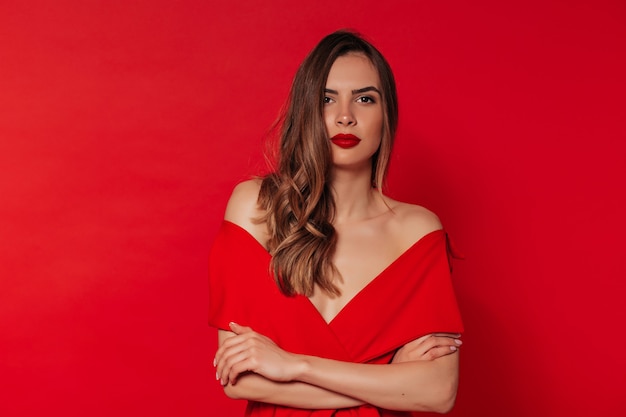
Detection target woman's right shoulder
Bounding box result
[228,178,262,201]
[224,178,263,223]
[223,179,268,240]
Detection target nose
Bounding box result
[336,103,356,126]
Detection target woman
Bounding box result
[209,30,464,416]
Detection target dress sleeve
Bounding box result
[207,221,266,331]
[208,222,233,330]
[393,230,464,338]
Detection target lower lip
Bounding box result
[331,139,361,149]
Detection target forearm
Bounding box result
[216,325,460,412]
[296,352,459,413]
[224,373,364,409]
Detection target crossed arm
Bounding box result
[214,322,462,413]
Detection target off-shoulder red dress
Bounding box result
[208,220,463,416]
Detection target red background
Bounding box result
[1,1,625,416]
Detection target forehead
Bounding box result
[326,53,380,88]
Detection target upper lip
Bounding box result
[331,133,361,141]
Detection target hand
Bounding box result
[214,322,304,386]
[392,333,462,363]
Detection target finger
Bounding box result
[216,338,254,384]
[228,355,259,385]
[221,348,256,386]
[215,334,245,366]
[412,334,461,347]
[432,332,462,338]
[402,336,461,359]
[229,322,253,334]
[422,345,460,361]
[403,333,449,350]
[215,326,259,363]
[402,334,439,353]
[418,336,462,354]
[427,336,462,347]
[411,333,434,345]
[396,334,431,355]
[394,335,437,360]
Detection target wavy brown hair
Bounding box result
[258,30,399,297]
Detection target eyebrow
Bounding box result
[324,86,382,95]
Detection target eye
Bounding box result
[357,96,376,104]
[323,96,333,104]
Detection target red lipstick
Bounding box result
[331,134,361,149]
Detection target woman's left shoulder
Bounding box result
[385,199,443,244]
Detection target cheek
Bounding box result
[372,112,384,137]
[323,111,334,134]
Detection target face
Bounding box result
[323,53,384,171]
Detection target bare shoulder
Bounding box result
[224,179,268,244]
[385,198,443,247]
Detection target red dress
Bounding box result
[208,220,464,416]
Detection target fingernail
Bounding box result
[221,378,226,386]
[454,339,463,345]
[229,322,237,329]
[213,357,216,367]
[215,371,220,381]
[450,346,458,351]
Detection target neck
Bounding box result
[330,168,385,225]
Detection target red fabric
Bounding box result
[208,220,464,416]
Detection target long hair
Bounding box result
[258,30,399,297]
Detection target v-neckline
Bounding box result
[221,220,443,325]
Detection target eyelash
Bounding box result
[323,96,377,104]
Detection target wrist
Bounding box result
[293,354,313,382]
